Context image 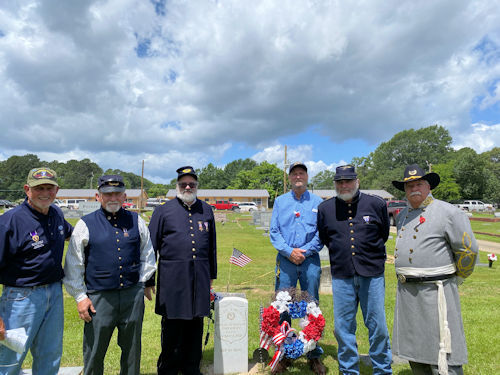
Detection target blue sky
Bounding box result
[0,1,499,183]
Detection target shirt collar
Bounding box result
[409,193,434,211]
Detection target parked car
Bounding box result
[122,202,135,209]
[387,200,407,226]
[455,200,494,212]
[236,202,258,212]
[210,200,240,211]
[54,199,69,208]
[0,199,16,208]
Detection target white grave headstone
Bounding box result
[214,295,248,374]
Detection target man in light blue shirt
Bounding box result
[270,162,325,375]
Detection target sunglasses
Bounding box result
[178,182,198,189]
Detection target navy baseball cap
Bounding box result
[334,165,358,181]
[289,162,307,174]
[98,175,125,193]
[176,166,198,180]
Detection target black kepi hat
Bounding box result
[392,164,440,191]
[334,165,357,181]
[176,166,198,180]
[289,162,307,174]
[98,175,125,193]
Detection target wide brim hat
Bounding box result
[392,164,440,191]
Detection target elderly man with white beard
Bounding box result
[147,166,217,375]
[317,165,392,375]
[64,175,156,375]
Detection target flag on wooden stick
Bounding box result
[229,248,252,267]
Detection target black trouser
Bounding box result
[157,316,204,375]
[83,284,145,375]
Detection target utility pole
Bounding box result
[89,172,94,189]
[140,160,144,210]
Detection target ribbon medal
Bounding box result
[30,230,39,242]
[363,216,370,223]
[198,221,204,231]
[123,228,129,237]
[204,222,209,232]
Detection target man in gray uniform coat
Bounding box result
[391,164,478,375]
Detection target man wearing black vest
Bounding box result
[147,166,217,375]
[63,175,156,375]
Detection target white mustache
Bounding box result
[409,191,422,197]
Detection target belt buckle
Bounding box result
[397,274,406,283]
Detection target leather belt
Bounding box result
[397,273,455,283]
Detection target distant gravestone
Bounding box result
[319,246,329,261]
[79,201,101,215]
[214,213,227,223]
[214,294,248,374]
[319,266,332,294]
[252,211,262,226]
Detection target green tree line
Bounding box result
[1,125,499,204]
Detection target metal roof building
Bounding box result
[312,189,394,200]
[166,189,270,209]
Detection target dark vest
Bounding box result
[82,208,141,292]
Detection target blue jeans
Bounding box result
[275,253,323,359]
[0,282,63,375]
[332,275,392,375]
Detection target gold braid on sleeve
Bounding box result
[455,232,477,278]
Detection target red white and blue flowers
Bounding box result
[260,290,325,370]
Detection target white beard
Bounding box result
[177,189,197,204]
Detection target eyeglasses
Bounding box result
[178,182,198,189]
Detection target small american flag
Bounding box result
[229,248,252,267]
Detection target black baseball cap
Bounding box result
[176,166,198,180]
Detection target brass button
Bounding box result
[349,223,353,227]
[348,217,352,220]
[118,248,121,251]
[415,228,419,232]
[192,248,196,251]
[348,203,351,207]
[351,245,355,249]
[410,249,414,253]
[117,239,120,242]
[107,216,111,220]
[119,266,123,269]
[189,213,192,217]
[192,240,195,244]
[395,254,398,258]
[402,227,405,231]
[189,220,193,223]
[190,227,193,230]
[120,283,124,287]
[119,257,122,261]
[191,233,194,237]
[193,255,196,259]
[348,210,352,214]
[114,224,117,227]
[192,249,196,252]
[409,258,412,263]
[351,237,354,241]
[352,252,355,256]
[115,231,119,234]
[350,230,354,234]
[413,235,416,239]
[120,275,123,278]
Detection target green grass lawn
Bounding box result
[9,212,500,374]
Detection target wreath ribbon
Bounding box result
[268,321,295,370]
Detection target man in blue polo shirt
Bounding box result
[63,175,156,375]
[270,162,326,375]
[317,165,392,375]
[0,167,73,375]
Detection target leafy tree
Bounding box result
[481,147,500,203]
[224,158,258,183]
[0,154,41,200]
[54,159,103,189]
[431,161,461,202]
[310,170,335,189]
[147,184,169,198]
[103,168,154,190]
[198,163,227,189]
[229,161,283,205]
[453,148,488,199]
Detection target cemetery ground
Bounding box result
[5,211,500,375]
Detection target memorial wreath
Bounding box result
[259,290,325,370]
